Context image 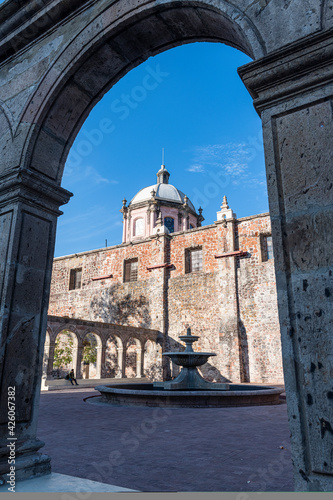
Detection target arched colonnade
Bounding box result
[43,316,161,384]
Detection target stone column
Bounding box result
[136,348,142,378]
[127,212,131,242]
[100,344,107,379]
[150,209,156,234]
[239,31,333,491]
[0,169,71,481]
[46,343,56,377]
[41,338,51,391]
[146,208,151,236]
[118,347,125,378]
[122,216,127,244]
[95,346,102,379]
[74,346,83,380]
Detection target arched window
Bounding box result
[164,217,175,233]
[134,218,144,236]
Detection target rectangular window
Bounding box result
[124,258,138,282]
[69,268,82,290]
[262,235,274,261]
[185,247,203,273]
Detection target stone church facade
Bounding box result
[48,164,284,384]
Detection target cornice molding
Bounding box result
[238,28,333,113]
[0,168,72,214]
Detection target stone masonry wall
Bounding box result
[236,215,283,383]
[48,214,284,383]
[49,238,164,331]
[167,225,223,382]
[166,215,283,383]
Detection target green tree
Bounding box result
[82,333,97,365]
[53,331,74,370]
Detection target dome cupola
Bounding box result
[121,162,204,243]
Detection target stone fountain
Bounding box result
[94,328,284,408]
[153,328,229,391]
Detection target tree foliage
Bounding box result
[83,333,97,365]
[53,331,73,369]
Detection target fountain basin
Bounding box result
[94,383,284,408]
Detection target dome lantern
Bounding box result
[156,164,170,184]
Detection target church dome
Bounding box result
[130,183,196,212]
[121,163,205,243]
[129,164,196,212]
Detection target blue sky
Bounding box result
[0,0,267,256]
[56,42,267,257]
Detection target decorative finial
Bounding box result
[162,147,165,165]
[155,210,163,227]
[221,195,229,210]
[120,198,128,215]
[186,327,192,336]
[183,195,188,206]
[197,206,204,227]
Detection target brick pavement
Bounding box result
[37,389,294,492]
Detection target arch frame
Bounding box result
[12,0,266,184]
[0,0,332,491]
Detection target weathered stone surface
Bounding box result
[0,170,71,480]
[0,0,332,490]
[323,0,333,29]
[48,213,283,385]
[240,32,333,490]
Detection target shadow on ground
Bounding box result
[37,389,294,492]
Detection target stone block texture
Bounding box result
[1,0,333,491]
[48,214,283,384]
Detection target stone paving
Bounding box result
[36,388,294,492]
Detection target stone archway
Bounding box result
[81,331,103,380]
[143,339,163,381]
[0,0,332,491]
[105,335,123,378]
[125,337,143,378]
[52,329,79,379]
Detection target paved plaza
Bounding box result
[36,388,294,492]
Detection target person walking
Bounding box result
[68,368,79,386]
